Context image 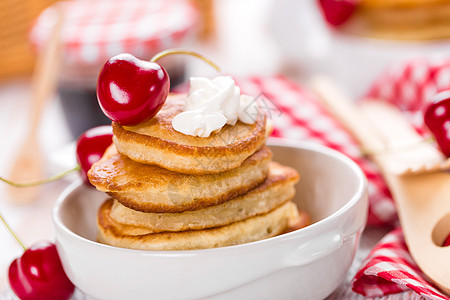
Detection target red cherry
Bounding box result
[97,53,170,126]
[424,90,450,157]
[76,125,113,185]
[443,234,450,247]
[8,241,74,300]
[317,0,357,27]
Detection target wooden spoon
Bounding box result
[8,5,64,204]
[311,76,450,296]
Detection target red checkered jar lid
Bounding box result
[30,0,200,65]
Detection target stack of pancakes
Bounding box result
[89,94,309,250]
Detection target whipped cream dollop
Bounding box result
[172,76,258,137]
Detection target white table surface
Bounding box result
[0,0,438,299]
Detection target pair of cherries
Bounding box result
[6,125,113,300]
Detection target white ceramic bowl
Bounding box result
[53,139,368,300]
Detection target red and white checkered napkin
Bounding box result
[30,0,199,64]
[367,56,450,135]
[352,228,448,299]
[236,75,397,227]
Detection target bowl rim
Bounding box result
[53,138,367,257]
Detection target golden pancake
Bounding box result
[112,93,269,174]
[97,199,301,250]
[109,162,299,232]
[88,145,272,213]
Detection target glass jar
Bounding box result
[30,0,200,139]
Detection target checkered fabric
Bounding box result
[30,0,199,64]
[236,75,397,227]
[352,228,449,300]
[366,56,450,135]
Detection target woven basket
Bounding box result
[0,0,59,81]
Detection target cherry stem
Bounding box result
[0,212,27,251]
[0,165,80,188]
[150,48,221,72]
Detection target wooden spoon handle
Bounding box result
[386,171,450,296]
[8,5,64,204]
[29,4,64,135]
[358,101,445,174]
[309,76,386,153]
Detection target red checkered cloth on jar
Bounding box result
[30,0,199,64]
[235,57,450,299]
